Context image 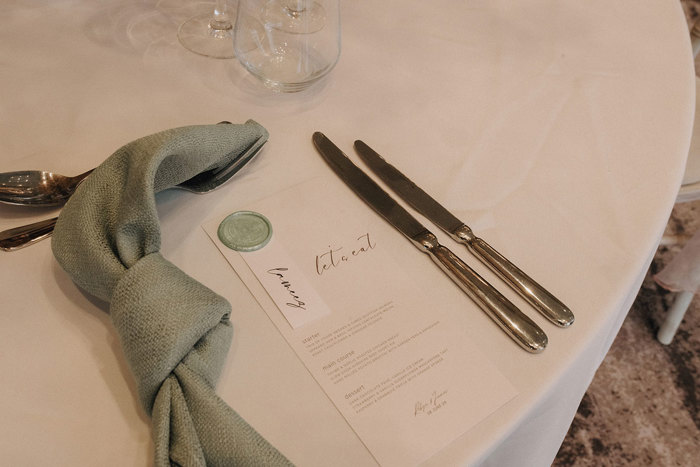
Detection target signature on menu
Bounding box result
[315,233,376,275]
[414,389,448,416]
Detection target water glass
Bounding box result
[234,0,341,92]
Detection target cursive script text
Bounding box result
[414,389,448,416]
[315,233,376,275]
[267,268,306,310]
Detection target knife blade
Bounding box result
[313,132,547,353]
[354,140,574,328]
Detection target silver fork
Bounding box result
[0,139,266,251]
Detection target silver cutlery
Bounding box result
[0,122,235,209]
[0,168,94,207]
[0,217,57,251]
[313,132,547,353]
[354,140,574,328]
[0,138,266,251]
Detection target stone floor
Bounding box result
[552,198,700,466]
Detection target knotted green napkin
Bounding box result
[51,121,292,466]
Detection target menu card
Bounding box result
[203,177,517,467]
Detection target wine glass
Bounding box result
[178,0,236,59]
[234,0,340,92]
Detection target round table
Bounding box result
[0,1,694,465]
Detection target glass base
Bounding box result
[178,13,235,59]
[241,49,335,92]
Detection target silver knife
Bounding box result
[313,132,547,353]
[354,140,574,328]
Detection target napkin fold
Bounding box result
[51,121,292,466]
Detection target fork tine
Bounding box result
[178,137,266,193]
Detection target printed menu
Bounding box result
[203,177,517,467]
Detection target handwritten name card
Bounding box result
[239,238,330,328]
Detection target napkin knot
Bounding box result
[111,251,232,412]
[51,122,292,466]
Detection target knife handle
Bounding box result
[452,225,574,327]
[414,231,547,353]
[0,216,57,251]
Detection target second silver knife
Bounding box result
[354,140,574,328]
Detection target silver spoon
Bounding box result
[0,122,234,208]
[0,168,94,206]
[0,138,266,251]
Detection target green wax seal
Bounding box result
[217,211,273,252]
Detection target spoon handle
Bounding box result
[0,217,57,251]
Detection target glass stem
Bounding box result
[211,0,233,31]
[286,0,309,16]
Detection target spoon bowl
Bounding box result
[0,169,93,207]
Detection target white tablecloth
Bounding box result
[0,1,694,465]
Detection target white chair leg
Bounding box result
[657,291,695,345]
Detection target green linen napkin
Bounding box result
[51,121,292,466]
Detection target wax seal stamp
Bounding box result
[217,211,273,252]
